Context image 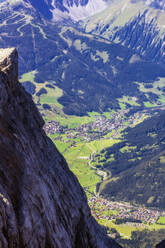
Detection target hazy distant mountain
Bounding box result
[6,0,108,20]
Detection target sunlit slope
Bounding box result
[96,110,165,208]
[83,0,165,63]
[1,3,165,117]
[2,1,165,210]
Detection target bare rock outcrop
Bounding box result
[0,48,121,248]
[156,240,165,248]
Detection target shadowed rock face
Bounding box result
[156,240,165,248]
[0,48,121,247]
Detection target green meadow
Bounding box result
[157,217,165,225]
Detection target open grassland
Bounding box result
[52,140,73,153]
[60,138,121,193]
[84,0,146,33]
[45,109,116,129]
[136,78,165,96]
[19,71,165,202]
[69,160,100,193]
[118,96,140,107]
[19,71,37,83]
[144,101,157,108]
[157,217,165,225]
[20,71,157,197]
[49,114,96,128]
[98,219,165,239]
[40,87,64,109]
[135,78,165,107]
[19,70,165,246]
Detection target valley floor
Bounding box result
[88,195,165,239]
[19,71,165,246]
[42,106,165,246]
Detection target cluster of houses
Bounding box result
[44,109,145,142]
[44,121,64,134]
[88,196,164,224]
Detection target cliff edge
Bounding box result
[0,48,121,248]
[156,240,165,248]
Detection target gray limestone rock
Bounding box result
[0,48,121,248]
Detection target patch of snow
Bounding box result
[7,0,23,5]
[52,0,108,21]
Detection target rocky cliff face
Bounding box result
[156,240,165,248]
[0,47,121,247]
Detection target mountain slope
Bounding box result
[2,0,165,213]
[83,0,165,63]
[1,2,165,116]
[6,0,108,20]
[94,110,165,208]
[0,48,121,247]
[156,239,165,248]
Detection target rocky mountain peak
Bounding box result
[0,47,121,247]
[0,48,18,87]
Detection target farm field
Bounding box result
[157,217,165,225]
[19,71,165,246]
[88,195,165,240]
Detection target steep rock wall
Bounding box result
[0,47,121,248]
[156,240,165,248]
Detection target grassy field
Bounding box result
[118,96,140,107]
[40,87,64,109]
[120,145,137,153]
[157,217,165,225]
[19,70,165,245]
[19,71,37,83]
[70,160,100,192]
[59,138,121,193]
[160,156,165,163]
[98,219,144,239]
[98,219,165,239]
[19,71,163,198]
[159,96,165,104]
[144,101,157,108]
[53,140,73,153]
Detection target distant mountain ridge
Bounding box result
[146,0,165,10]
[83,0,165,64]
[1,0,165,116]
[7,0,108,20]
